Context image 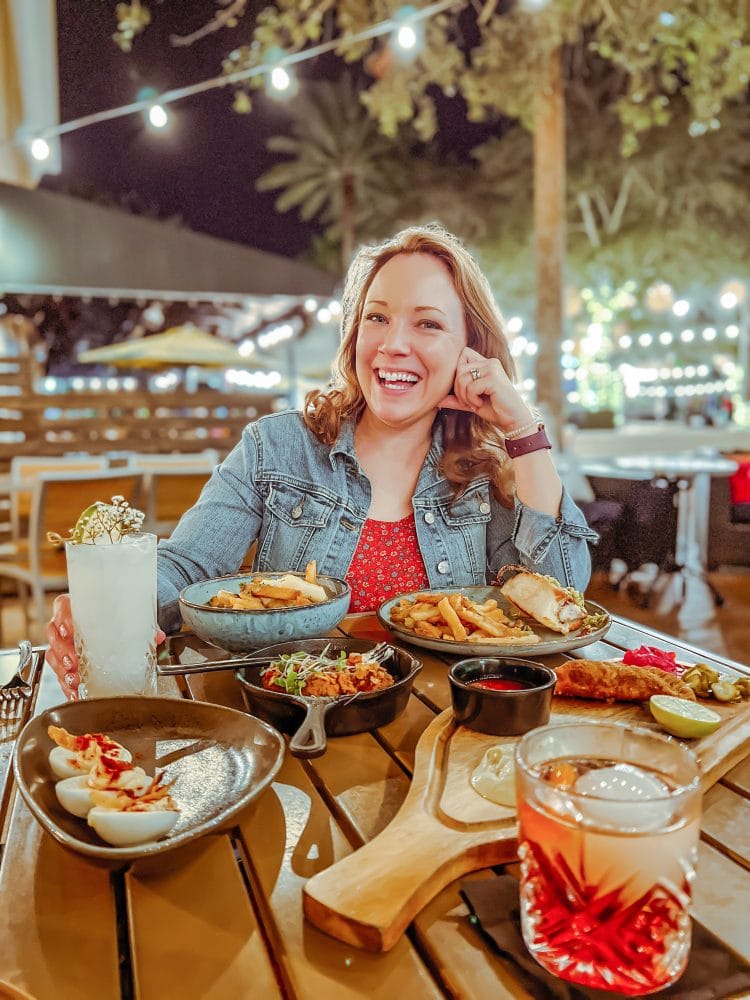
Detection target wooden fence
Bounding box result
[0,340,277,469]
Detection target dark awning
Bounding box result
[0,181,336,297]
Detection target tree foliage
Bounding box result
[115,2,750,154]
[255,76,413,268]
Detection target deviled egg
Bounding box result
[48,725,131,780]
[87,776,179,847]
[55,756,151,819]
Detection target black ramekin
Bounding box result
[449,656,556,736]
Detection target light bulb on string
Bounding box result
[264,47,298,99]
[148,104,170,129]
[672,299,690,317]
[30,137,51,161]
[392,6,423,58]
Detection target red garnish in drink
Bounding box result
[622,645,680,673]
[518,797,691,995]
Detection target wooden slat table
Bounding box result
[1,615,750,1000]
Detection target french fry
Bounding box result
[389,590,539,645]
[234,595,265,610]
[411,593,443,605]
[208,571,325,612]
[437,597,468,642]
[414,621,444,639]
[455,606,507,638]
[410,607,442,622]
[208,590,237,608]
[250,583,299,600]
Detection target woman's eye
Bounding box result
[419,319,442,330]
[365,312,387,323]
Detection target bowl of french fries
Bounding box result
[178,562,351,653]
[381,589,539,648]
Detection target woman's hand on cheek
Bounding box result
[438,347,534,432]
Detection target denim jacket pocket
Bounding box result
[436,484,492,577]
[258,483,335,570]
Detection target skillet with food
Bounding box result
[234,638,422,758]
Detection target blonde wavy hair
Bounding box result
[304,224,516,506]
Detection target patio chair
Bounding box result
[0,469,145,631]
[9,455,109,541]
[125,450,220,471]
[141,469,213,537]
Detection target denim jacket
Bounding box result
[157,410,598,633]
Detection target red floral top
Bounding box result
[346,513,429,613]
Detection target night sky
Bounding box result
[44,0,321,257]
[44,1,500,260]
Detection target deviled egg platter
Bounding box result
[48,726,179,847]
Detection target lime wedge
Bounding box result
[649,695,721,738]
[71,503,103,544]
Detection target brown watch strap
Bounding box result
[505,424,551,459]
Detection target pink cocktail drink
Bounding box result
[515,723,701,995]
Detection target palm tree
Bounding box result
[256,76,411,272]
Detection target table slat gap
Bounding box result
[228,828,297,1000]
[369,726,419,781]
[409,872,535,1000]
[232,755,445,998]
[721,756,750,796]
[693,841,750,958]
[302,733,411,850]
[126,834,283,1000]
[700,784,750,872]
[110,868,136,1000]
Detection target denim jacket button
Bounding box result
[479,502,491,514]
[291,506,303,520]
[424,511,435,525]
[437,560,450,574]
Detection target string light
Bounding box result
[392,6,424,56]
[147,104,170,129]
[30,137,51,161]
[11,0,461,151]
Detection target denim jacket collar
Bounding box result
[328,415,445,491]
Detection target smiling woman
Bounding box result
[46,224,598,699]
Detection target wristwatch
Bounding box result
[504,424,552,459]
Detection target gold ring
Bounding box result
[470,367,481,381]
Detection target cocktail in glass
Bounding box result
[515,721,701,996]
[65,532,158,698]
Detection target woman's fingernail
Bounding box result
[58,625,68,639]
[62,655,73,669]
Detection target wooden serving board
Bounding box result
[303,684,750,952]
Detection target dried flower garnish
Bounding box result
[48,495,145,545]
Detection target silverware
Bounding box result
[0,640,34,719]
[157,641,397,677]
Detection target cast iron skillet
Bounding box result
[235,637,422,759]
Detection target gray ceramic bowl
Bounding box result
[178,571,351,653]
[13,696,285,866]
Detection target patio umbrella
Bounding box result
[78,324,255,369]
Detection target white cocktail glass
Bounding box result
[65,532,157,698]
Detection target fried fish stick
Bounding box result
[554,659,696,702]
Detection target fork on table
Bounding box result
[0,640,34,721]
